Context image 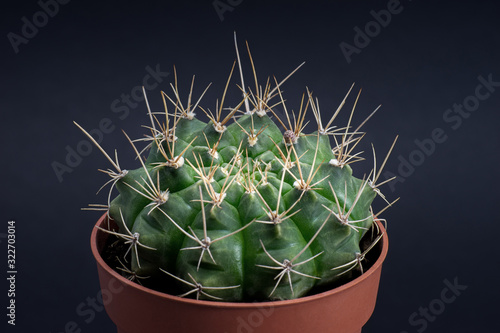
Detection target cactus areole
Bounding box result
[81,40,397,304]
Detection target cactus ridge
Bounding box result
[80,42,397,302]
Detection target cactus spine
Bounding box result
[79,40,397,302]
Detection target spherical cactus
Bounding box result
[79,44,397,302]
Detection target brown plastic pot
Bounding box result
[91,213,388,333]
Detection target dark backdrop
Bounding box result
[2,1,499,332]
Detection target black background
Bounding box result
[2,0,499,332]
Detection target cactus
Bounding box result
[79,40,397,302]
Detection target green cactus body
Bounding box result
[107,110,378,302]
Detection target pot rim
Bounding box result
[91,213,388,309]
